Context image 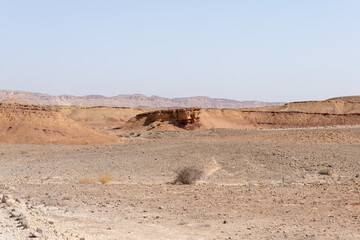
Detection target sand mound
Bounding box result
[0,103,118,144]
[202,159,221,177]
[59,106,147,132]
[201,109,360,129]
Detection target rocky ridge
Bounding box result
[0,90,284,108]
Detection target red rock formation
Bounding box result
[121,108,202,131]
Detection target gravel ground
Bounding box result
[0,126,360,239]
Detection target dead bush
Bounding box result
[98,173,113,184]
[173,166,204,184]
[318,168,332,176]
[63,195,72,200]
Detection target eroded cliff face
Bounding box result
[143,107,200,123]
[121,108,202,131]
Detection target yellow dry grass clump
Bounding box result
[98,173,113,184]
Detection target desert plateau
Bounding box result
[0,95,359,240]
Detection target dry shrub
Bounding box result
[99,173,113,184]
[63,195,72,200]
[318,168,332,176]
[173,166,204,184]
[78,174,96,184]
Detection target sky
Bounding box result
[0,1,359,102]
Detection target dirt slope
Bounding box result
[275,100,360,114]
[59,106,147,132]
[201,109,360,129]
[0,103,118,144]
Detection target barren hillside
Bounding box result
[0,103,118,144]
[59,106,148,132]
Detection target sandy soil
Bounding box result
[0,126,360,239]
[59,106,147,133]
[0,104,118,145]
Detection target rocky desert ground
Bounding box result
[0,97,360,239]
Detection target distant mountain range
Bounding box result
[0,90,285,108]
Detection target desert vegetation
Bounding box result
[98,173,113,184]
[173,166,204,184]
[318,168,333,176]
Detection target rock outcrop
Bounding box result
[121,108,202,131]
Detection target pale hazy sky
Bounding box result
[1,1,359,102]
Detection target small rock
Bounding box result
[197,223,211,228]
[30,231,41,238]
[36,227,43,234]
[19,219,29,229]
[223,220,227,224]
[17,215,26,221]
[1,194,12,203]
[178,219,188,225]
[5,199,16,207]
[10,211,22,218]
